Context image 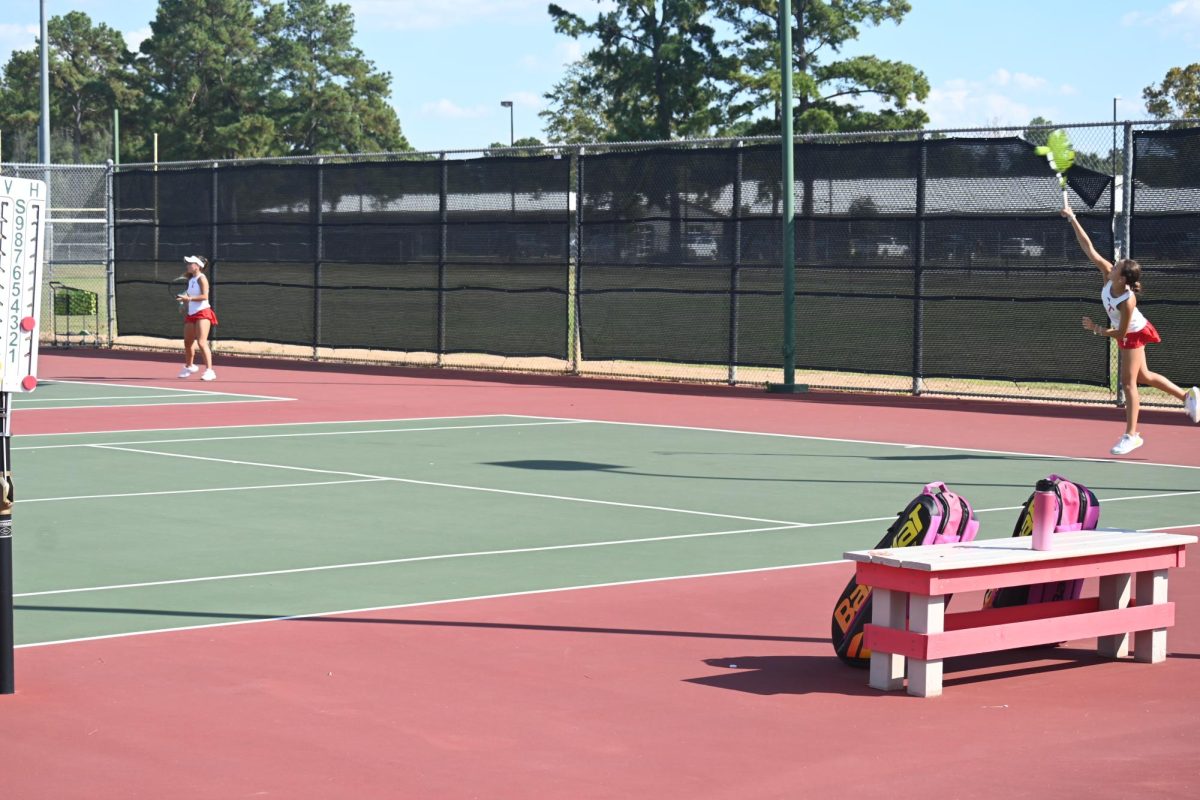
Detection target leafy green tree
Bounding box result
[540,61,616,144]
[138,0,280,159]
[264,0,408,155]
[486,137,547,156]
[1144,64,1200,120]
[546,1,734,141]
[715,0,929,135]
[0,11,139,162]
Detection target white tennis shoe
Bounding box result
[1110,433,1143,456]
[1185,386,1200,424]
[201,369,217,381]
[177,365,198,378]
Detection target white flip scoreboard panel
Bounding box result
[0,177,45,393]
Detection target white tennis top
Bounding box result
[186,275,211,315]
[1101,280,1147,333]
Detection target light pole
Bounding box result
[500,100,514,146]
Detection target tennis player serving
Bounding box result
[1061,206,1199,455]
[176,255,218,381]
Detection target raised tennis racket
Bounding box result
[1036,128,1076,207]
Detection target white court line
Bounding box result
[15,398,292,412]
[14,419,586,451]
[23,478,388,504]
[14,523,804,598]
[13,413,531,439]
[88,444,811,527]
[14,559,849,650]
[20,492,1193,598]
[1140,522,1200,532]
[16,393,226,403]
[49,379,294,402]
[513,415,1200,472]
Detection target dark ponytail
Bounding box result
[1117,259,1143,294]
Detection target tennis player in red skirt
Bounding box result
[176,255,219,381]
[1063,206,1199,455]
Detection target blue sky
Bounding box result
[1,1,1198,152]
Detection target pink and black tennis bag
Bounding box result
[983,474,1101,608]
[831,482,980,667]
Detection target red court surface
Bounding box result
[2,350,1198,798]
[3,561,1198,799]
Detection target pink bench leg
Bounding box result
[908,594,945,698]
[869,588,906,692]
[1135,569,1169,663]
[1098,573,1131,658]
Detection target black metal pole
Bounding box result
[913,132,928,395]
[729,144,743,384]
[1,392,14,694]
[313,159,323,360]
[437,154,448,364]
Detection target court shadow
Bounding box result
[689,645,1176,697]
[687,655,879,697]
[482,458,1162,494]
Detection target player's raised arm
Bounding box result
[1061,205,1112,278]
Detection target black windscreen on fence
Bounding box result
[1131,128,1200,387]
[114,133,1197,390]
[577,138,1115,385]
[114,156,571,357]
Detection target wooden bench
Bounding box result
[844,529,1196,697]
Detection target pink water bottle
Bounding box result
[1031,479,1057,551]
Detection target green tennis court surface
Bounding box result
[13,379,292,409]
[13,415,1199,646]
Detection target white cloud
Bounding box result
[1059,84,1078,96]
[1013,72,1047,91]
[123,26,151,53]
[556,40,584,65]
[920,77,1057,129]
[509,90,544,109]
[420,99,490,119]
[0,23,38,67]
[1121,0,1200,39]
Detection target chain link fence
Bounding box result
[8,119,1199,406]
[1,162,111,347]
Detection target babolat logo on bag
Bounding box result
[983,475,1100,608]
[831,482,979,667]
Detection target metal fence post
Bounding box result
[571,147,584,374]
[313,158,323,361]
[913,132,928,395]
[105,159,116,345]
[210,163,219,350]
[729,142,743,385]
[1116,123,1136,408]
[437,153,448,366]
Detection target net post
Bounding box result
[0,393,11,695]
[437,153,448,366]
[912,131,928,396]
